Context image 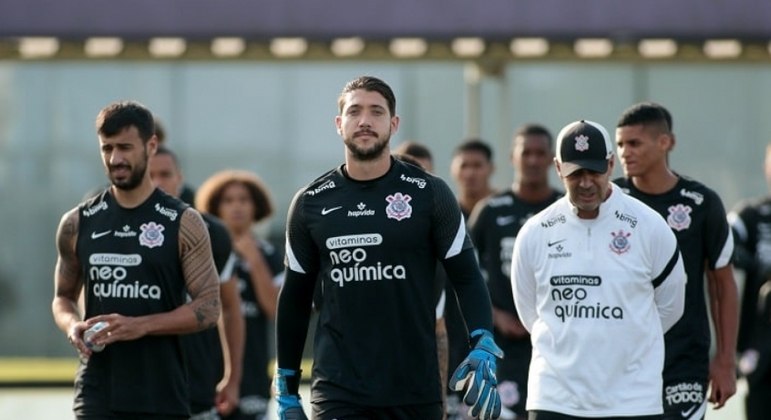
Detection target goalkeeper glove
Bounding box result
[274,368,308,420]
[449,329,504,420]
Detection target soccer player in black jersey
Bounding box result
[448,138,496,419]
[52,101,221,419]
[614,103,738,420]
[450,139,496,219]
[197,169,283,420]
[469,123,562,420]
[728,144,771,420]
[275,76,503,420]
[149,146,245,418]
[393,142,463,420]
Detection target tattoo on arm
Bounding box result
[179,209,221,330]
[54,209,83,301]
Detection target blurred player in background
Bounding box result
[149,146,245,418]
[469,123,562,419]
[197,170,283,420]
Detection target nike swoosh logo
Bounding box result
[547,239,566,247]
[496,216,516,226]
[681,405,697,418]
[321,206,342,215]
[91,230,112,239]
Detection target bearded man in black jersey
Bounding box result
[614,102,738,420]
[274,75,503,420]
[52,101,221,419]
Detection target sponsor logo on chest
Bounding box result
[82,201,108,217]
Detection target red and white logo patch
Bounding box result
[385,192,412,221]
[139,222,165,248]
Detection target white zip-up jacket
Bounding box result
[511,183,686,417]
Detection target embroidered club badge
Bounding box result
[575,134,590,152]
[385,192,412,221]
[139,221,165,248]
[666,204,692,231]
[609,229,631,255]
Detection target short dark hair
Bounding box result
[393,153,424,169]
[453,138,493,162]
[617,102,672,133]
[338,76,396,116]
[514,123,553,148]
[154,118,167,143]
[393,141,433,163]
[153,145,179,167]
[95,101,155,142]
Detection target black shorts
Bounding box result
[74,374,188,420]
[312,400,443,420]
[497,357,529,417]
[529,410,661,420]
[661,379,707,420]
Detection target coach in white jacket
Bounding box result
[511,120,686,420]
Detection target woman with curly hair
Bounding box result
[196,170,283,420]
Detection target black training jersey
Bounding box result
[235,237,284,400]
[728,197,771,352]
[185,214,237,411]
[470,190,563,314]
[75,188,190,416]
[285,158,473,406]
[469,190,561,364]
[614,176,733,382]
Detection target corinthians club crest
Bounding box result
[666,204,692,231]
[139,221,165,248]
[609,229,631,255]
[575,134,590,151]
[385,192,412,221]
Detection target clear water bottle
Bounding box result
[83,321,109,352]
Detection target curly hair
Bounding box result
[195,170,274,223]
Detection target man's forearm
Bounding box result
[710,267,739,361]
[221,298,245,385]
[276,271,316,371]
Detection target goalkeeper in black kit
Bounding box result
[274,75,503,420]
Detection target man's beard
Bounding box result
[109,152,148,191]
[344,130,390,161]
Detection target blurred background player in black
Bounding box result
[393,140,461,419]
[450,139,496,219]
[447,138,496,419]
[149,146,245,418]
[469,123,562,420]
[152,119,197,205]
[728,143,771,420]
[197,170,283,420]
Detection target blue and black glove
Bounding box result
[274,368,308,420]
[449,329,504,420]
